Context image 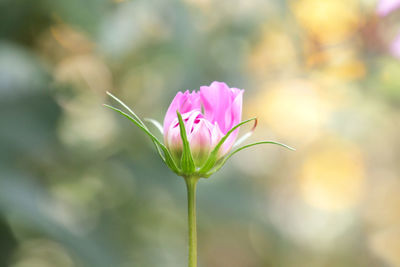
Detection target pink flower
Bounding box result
[377,0,400,16]
[163,82,243,166]
[106,81,292,177]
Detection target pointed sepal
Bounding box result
[177,111,196,174]
[205,140,295,177]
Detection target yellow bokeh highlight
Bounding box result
[305,42,366,80]
[324,59,366,80]
[299,139,365,211]
[248,28,297,76]
[50,24,93,54]
[248,80,329,144]
[364,175,400,229]
[370,229,400,267]
[291,0,361,44]
[364,174,400,266]
[55,54,112,93]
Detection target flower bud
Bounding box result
[106,81,292,178]
[163,82,243,170]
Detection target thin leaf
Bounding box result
[233,118,258,147]
[177,111,195,173]
[199,118,257,173]
[106,91,146,128]
[105,93,171,166]
[104,104,165,160]
[104,104,179,173]
[144,118,163,135]
[206,141,295,176]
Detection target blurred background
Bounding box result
[1,0,400,266]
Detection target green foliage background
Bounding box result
[1,0,400,266]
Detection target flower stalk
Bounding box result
[185,176,199,267]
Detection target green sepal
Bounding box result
[199,117,257,175]
[144,118,163,135]
[107,92,146,126]
[104,104,180,174]
[205,141,295,177]
[176,111,196,174]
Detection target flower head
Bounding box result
[105,81,293,178]
[163,82,243,166]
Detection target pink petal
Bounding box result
[377,0,400,16]
[165,122,183,162]
[164,110,202,145]
[210,122,232,157]
[200,82,244,134]
[164,110,203,163]
[227,87,243,139]
[200,82,230,132]
[188,119,213,165]
[210,123,225,148]
[163,90,201,135]
[184,110,203,135]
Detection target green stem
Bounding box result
[185,176,199,267]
